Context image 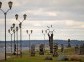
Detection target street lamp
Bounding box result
[15,14,27,57]
[26,30,33,54]
[47,25,55,34]
[42,30,46,45]
[0,1,13,60]
[42,30,46,52]
[16,26,19,56]
[8,27,13,55]
[42,30,46,40]
[46,25,55,53]
[12,23,16,55]
[8,1,13,9]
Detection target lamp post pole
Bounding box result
[42,30,46,44]
[42,30,46,52]
[0,1,13,60]
[29,34,30,52]
[15,14,27,57]
[14,29,16,55]
[19,22,22,56]
[8,28,13,54]
[46,25,55,53]
[26,30,33,54]
[11,33,13,53]
[16,26,19,56]
[12,23,16,55]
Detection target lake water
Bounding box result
[0,40,84,53]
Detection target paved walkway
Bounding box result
[0,53,5,60]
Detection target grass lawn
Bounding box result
[0,48,84,62]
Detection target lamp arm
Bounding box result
[6,9,10,13]
[17,20,24,23]
[16,19,20,23]
[0,8,10,14]
[0,8,5,13]
[21,20,25,23]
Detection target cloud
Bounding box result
[0,20,84,40]
[0,0,84,21]
[21,8,58,17]
[0,0,84,40]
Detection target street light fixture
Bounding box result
[42,30,46,40]
[15,14,18,20]
[26,30,33,54]
[12,23,15,28]
[15,14,27,57]
[0,1,13,60]
[0,2,2,8]
[8,1,13,9]
[23,14,27,20]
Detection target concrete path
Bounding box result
[0,53,5,60]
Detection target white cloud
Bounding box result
[0,0,84,40]
[0,20,84,40]
[21,8,58,17]
[65,20,75,26]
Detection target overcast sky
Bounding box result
[0,0,84,41]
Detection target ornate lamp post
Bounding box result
[0,1,13,60]
[8,27,13,55]
[15,14,27,57]
[42,30,47,52]
[12,23,16,55]
[16,26,19,56]
[46,25,55,53]
[26,30,33,53]
[42,30,46,40]
[42,30,46,46]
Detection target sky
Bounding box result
[0,0,84,41]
